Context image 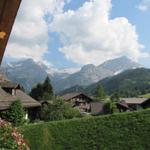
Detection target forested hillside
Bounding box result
[60,68,150,97]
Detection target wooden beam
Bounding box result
[0,0,22,64]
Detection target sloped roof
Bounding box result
[15,90,41,108]
[0,81,20,89]
[61,93,93,101]
[0,0,22,63]
[90,102,104,115]
[117,101,129,109]
[121,98,148,105]
[0,87,16,110]
[0,87,41,110]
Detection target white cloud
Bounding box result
[5,0,67,62]
[137,0,150,12]
[50,0,149,65]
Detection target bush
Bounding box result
[103,101,112,114]
[40,98,81,121]
[0,119,29,150]
[0,100,25,127]
[20,109,150,150]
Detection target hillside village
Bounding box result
[0,0,150,150]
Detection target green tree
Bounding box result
[96,85,106,100]
[110,92,120,102]
[0,100,25,126]
[30,76,53,101]
[43,76,53,95]
[30,83,43,100]
[40,97,81,121]
[103,101,112,114]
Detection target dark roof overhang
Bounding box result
[0,0,22,64]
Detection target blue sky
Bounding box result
[111,0,150,68]
[5,0,150,69]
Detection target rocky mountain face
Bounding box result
[99,56,142,74]
[0,56,141,93]
[59,68,150,97]
[0,59,48,92]
[53,56,141,92]
[86,68,150,97]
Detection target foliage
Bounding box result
[140,93,150,98]
[30,83,43,100]
[0,100,25,127]
[82,68,150,97]
[110,92,120,102]
[43,77,53,95]
[95,84,106,100]
[20,109,150,150]
[0,119,30,150]
[103,101,112,114]
[103,100,119,114]
[40,98,81,121]
[30,76,53,101]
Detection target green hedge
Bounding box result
[20,109,150,150]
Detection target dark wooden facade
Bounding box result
[62,93,93,112]
[0,80,41,120]
[0,0,22,63]
[117,98,150,112]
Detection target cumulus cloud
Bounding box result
[137,0,150,12]
[5,0,67,62]
[50,0,148,65]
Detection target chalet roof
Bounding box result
[117,101,129,109]
[0,81,20,89]
[0,0,22,63]
[90,102,104,115]
[0,87,16,110]
[15,90,41,108]
[0,87,41,110]
[120,98,149,105]
[61,93,93,101]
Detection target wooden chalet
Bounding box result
[62,93,93,112]
[117,98,150,112]
[61,92,104,115]
[0,79,41,120]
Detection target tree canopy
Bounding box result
[0,100,25,126]
[30,76,53,101]
[96,84,106,100]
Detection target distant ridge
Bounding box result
[60,68,150,97]
[0,56,142,92]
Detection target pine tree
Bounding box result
[30,76,53,101]
[43,76,53,96]
[96,85,106,100]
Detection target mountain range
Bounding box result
[59,68,150,97]
[0,56,141,93]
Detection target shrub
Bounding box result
[40,98,81,121]
[0,118,30,150]
[0,100,25,126]
[20,109,150,150]
[103,100,112,114]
